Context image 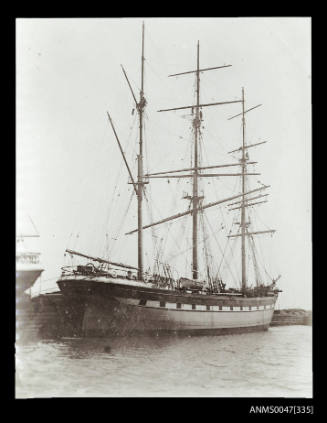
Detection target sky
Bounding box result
[16,17,311,310]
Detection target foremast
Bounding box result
[107,23,147,281]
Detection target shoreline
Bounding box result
[271,309,312,326]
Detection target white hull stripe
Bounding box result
[117,297,274,311]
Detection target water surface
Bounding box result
[15,325,312,397]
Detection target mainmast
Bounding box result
[192,41,200,280]
[241,87,247,292]
[137,22,146,280]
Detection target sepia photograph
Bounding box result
[16,17,312,399]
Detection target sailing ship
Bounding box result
[56,23,282,337]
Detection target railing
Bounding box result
[16,252,41,264]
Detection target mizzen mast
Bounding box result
[228,95,276,292]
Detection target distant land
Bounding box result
[272,309,312,326]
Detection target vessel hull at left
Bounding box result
[16,268,44,343]
[16,269,43,296]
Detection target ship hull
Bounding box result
[16,269,43,296]
[57,276,277,337]
[16,268,44,343]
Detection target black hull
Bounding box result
[56,276,277,337]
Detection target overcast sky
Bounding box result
[16,17,311,310]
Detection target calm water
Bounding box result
[15,326,312,398]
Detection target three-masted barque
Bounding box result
[56,23,281,337]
